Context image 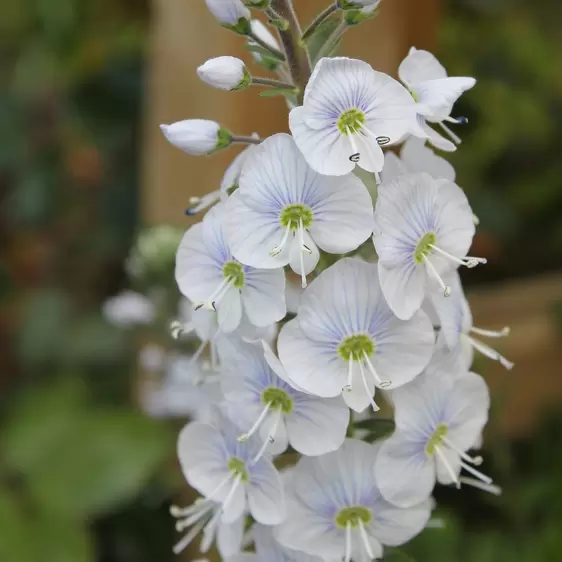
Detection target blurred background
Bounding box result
[1,1,562,561]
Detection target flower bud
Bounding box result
[344,1,380,25]
[197,56,251,91]
[205,0,251,35]
[160,119,232,155]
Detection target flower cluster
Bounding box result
[126,1,512,560]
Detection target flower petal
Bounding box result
[375,433,435,508]
[247,460,286,524]
[378,261,426,321]
[242,267,286,327]
[287,394,350,455]
[289,232,320,279]
[218,288,242,333]
[289,106,355,176]
[398,47,448,87]
[277,318,344,397]
[309,174,373,254]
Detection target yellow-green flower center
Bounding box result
[227,456,249,482]
[262,387,293,414]
[337,108,366,135]
[223,260,245,288]
[414,232,436,264]
[335,506,372,528]
[279,204,313,230]
[338,334,375,362]
[426,424,448,456]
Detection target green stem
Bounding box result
[301,3,339,41]
[314,18,348,62]
[251,76,296,90]
[271,0,312,104]
[231,135,262,145]
[247,31,287,61]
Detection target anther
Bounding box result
[376,135,390,146]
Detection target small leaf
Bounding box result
[307,18,342,63]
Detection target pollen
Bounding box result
[222,260,245,288]
[338,334,375,362]
[337,108,366,135]
[414,232,437,264]
[262,387,293,414]
[335,505,373,528]
[227,456,250,482]
[279,203,313,230]
[425,424,448,456]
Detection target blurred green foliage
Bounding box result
[0,0,561,561]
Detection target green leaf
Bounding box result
[28,409,173,518]
[307,18,342,63]
[354,418,396,442]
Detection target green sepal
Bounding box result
[268,17,290,31]
[232,68,252,91]
[224,17,252,36]
[345,7,379,25]
[215,127,233,151]
[245,0,270,8]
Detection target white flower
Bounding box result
[141,352,222,421]
[178,410,286,525]
[289,57,421,179]
[102,290,155,326]
[428,271,513,370]
[224,133,374,288]
[175,203,286,333]
[373,172,485,320]
[375,367,493,508]
[205,0,251,34]
[398,47,476,151]
[170,496,244,557]
[220,340,349,456]
[277,258,434,412]
[277,439,431,561]
[197,56,250,91]
[185,139,259,216]
[230,524,323,562]
[383,136,455,184]
[160,119,232,155]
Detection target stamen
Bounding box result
[250,408,283,465]
[429,244,487,269]
[343,360,353,392]
[445,116,468,125]
[298,221,308,289]
[438,121,462,144]
[175,502,214,531]
[185,190,221,215]
[459,460,493,484]
[344,522,352,562]
[460,476,502,496]
[299,219,312,254]
[200,508,222,553]
[358,361,380,412]
[172,517,209,555]
[423,255,452,297]
[207,279,235,311]
[466,335,514,370]
[346,127,361,163]
[357,519,375,559]
[270,226,292,257]
[362,352,391,388]
[376,136,390,146]
[434,445,460,489]
[237,402,272,441]
[170,320,191,340]
[442,436,483,466]
[194,277,231,311]
[205,471,236,502]
[470,326,510,338]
